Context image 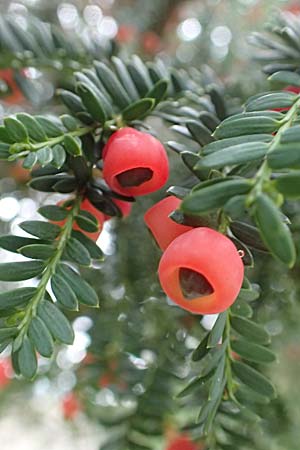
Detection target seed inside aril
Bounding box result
[117,168,153,187]
[179,268,214,299]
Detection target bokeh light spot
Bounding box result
[0,197,20,221]
[177,18,202,41]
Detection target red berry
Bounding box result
[284,3,300,14]
[142,31,161,54]
[56,198,105,241]
[0,358,12,388]
[273,86,300,112]
[98,373,114,388]
[103,128,169,196]
[9,161,31,183]
[285,85,300,94]
[166,434,199,450]
[144,196,193,250]
[116,25,137,44]
[231,351,241,361]
[158,228,244,314]
[62,392,81,420]
[82,352,96,365]
[0,69,25,105]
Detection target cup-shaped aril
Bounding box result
[103,127,169,196]
[158,227,244,314]
[144,196,193,250]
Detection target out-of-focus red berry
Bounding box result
[98,373,114,388]
[55,198,105,241]
[141,31,161,54]
[158,228,244,314]
[144,196,193,251]
[103,127,169,196]
[231,351,241,361]
[166,434,199,450]
[82,352,97,365]
[0,69,24,105]
[62,392,81,420]
[284,2,300,14]
[9,161,31,183]
[0,358,12,388]
[98,372,128,390]
[116,25,137,44]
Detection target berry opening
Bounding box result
[116,167,153,187]
[179,268,214,300]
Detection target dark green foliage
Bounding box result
[28,317,54,358]
[250,13,300,75]
[37,300,74,345]
[17,336,37,379]
[181,179,252,215]
[0,261,44,281]
[254,194,296,267]
[0,195,101,378]
[58,264,99,307]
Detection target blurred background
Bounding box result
[1,0,300,449]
